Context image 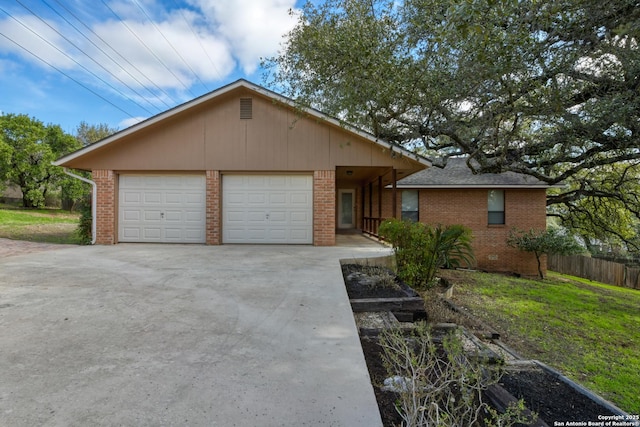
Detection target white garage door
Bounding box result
[119,175,206,243]
[223,175,313,244]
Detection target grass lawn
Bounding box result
[437,269,640,414]
[0,204,81,244]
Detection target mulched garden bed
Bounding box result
[342,263,419,299]
[499,368,617,423]
[342,262,625,426]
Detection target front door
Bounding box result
[338,189,355,229]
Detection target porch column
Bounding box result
[368,181,373,217]
[313,170,336,246]
[206,170,221,245]
[92,169,116,245]
[392,168,398,218]
[377,175,382,218]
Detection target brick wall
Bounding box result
[206,170,221,245]
[92,170,115,245]
[383,188,548,276]
[314,170,336,246]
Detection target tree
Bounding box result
[75,121,118,147]
[58,121,118,211]
[265,0,640,250]
[0,113,80,208]
[507,228,584,279]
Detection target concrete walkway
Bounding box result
[0,243,390,426]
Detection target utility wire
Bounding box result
[0,31,136,118]
[132,0,210,93]
[99,0,198,99]
[16,0,162,115]
[51,0,181,108]
[0,5,155,116]
[170,0,224,83]
[42,0,173,110]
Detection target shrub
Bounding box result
[76,199,92,245]
[379,323,535,426]
[379,219,475,288]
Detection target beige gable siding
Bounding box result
[62,89,420,174]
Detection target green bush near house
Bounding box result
[379,218,475,288]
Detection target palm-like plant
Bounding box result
[379,219,475,288]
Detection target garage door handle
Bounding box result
[265,213,270,220]
[161,212,165,218]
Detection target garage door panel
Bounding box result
[144,211,162,221]
[143,228,162,239]
[290,211,311,223]
[223,175,313,244]
[123,191,141,203]
[144,192,162,204]
[122,228,140,239]
[119,175,206,243]
[165,192,182,204]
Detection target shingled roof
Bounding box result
[396,157,551,188]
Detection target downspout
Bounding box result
[62,168,97,245]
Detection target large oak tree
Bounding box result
[265,0,640,251]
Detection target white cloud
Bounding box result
[193,0,299,74]
[0,15,77,69]
[118,116,147,129]
[0,1,300,113]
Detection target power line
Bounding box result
[51,0,181,108]
[132,0,210,93]
[0,5,156,116]
[16,0,162,115]
[170,0,224,82]
[0,31,137,119]
[41,0,173,110]
[99,0,198,99]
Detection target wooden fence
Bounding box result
[548,254,640,290]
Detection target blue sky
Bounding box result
[0,0,303,134]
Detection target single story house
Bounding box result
[54,80,550,276]
[390,158,550,277]
[54,79,428,246]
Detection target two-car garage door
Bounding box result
[118,174,313,244]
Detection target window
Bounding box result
[488,190,505,224]
[402,190,419,222]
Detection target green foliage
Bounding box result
[76,200,93,245]
[448,270,640,412]
[265,0,640,251]
[379,218,475,288]
[508,227,584,278]
[379,323,535,426]
[75,121,118,147]
[0,113,81,208]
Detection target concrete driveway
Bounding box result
[0,243,390,426]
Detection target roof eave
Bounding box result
[54,79,431,168]
[391,184,559,189]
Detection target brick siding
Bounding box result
[381,188,547,276]
[92,170,115,245]
[206,170,221,245]
[314,170,336,246]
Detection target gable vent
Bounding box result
[240,98,253,119]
